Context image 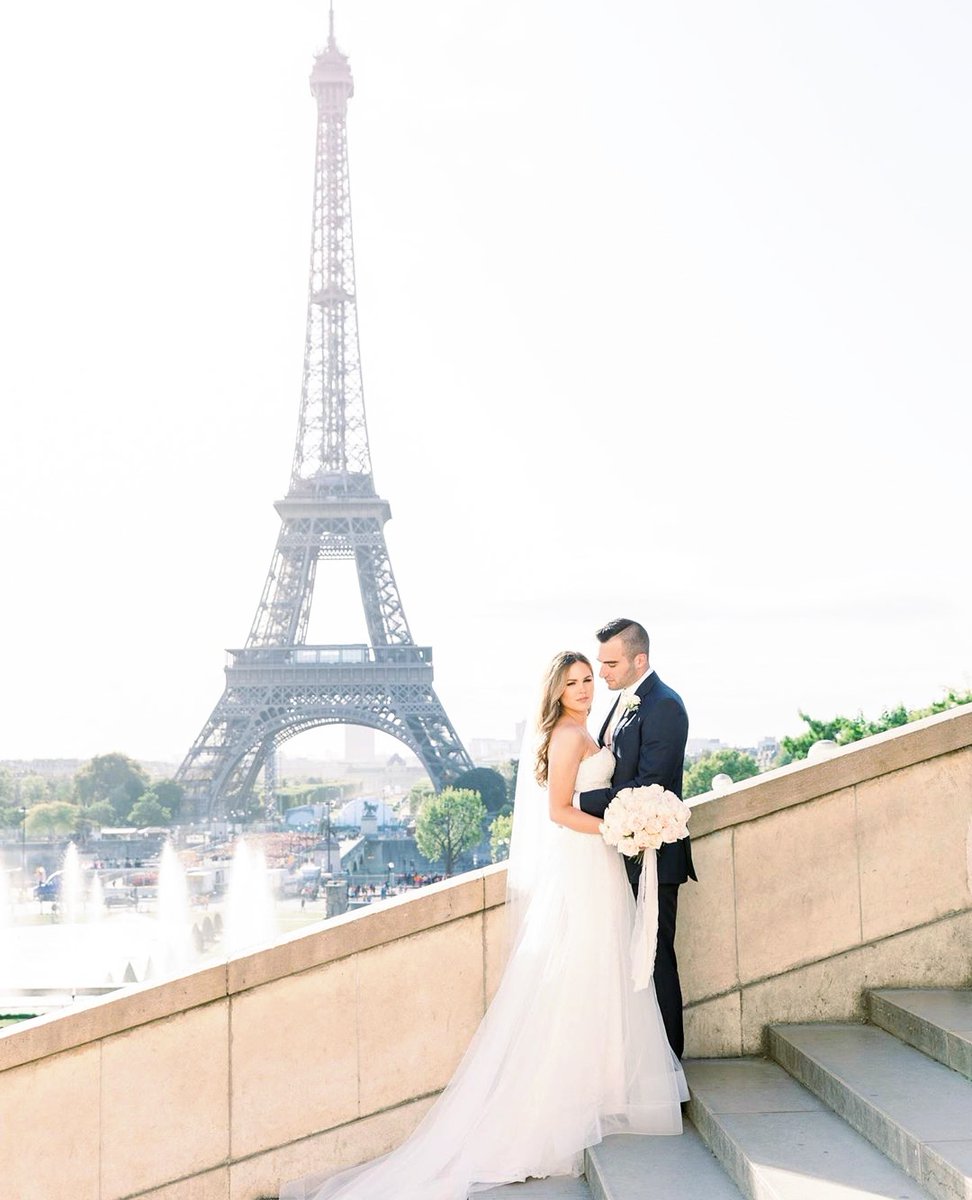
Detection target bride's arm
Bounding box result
[547,728,606,835]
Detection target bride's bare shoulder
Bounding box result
[548,721,588,756]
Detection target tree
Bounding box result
[506,757,519,800]
[489,813,513,863]
[152,779,185,818]
[415,787,486,876]
[20,775,48,805]
[0,802,23,831]
[25,801,80,839]
[683,749,759,799]
[127,792,172,828]
[82,800,118,827]
[453,767,509,815]
[74,753,149,822]
[406,780,435,818]
[74,799,117,843]
[778,687,972,765]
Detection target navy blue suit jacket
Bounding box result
[578,671,696,886]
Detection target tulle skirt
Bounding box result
[280,829,686,1200]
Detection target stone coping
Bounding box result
[687,704,972,837]
[0,863,508,1074]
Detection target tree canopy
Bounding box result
[453,767,509,815]
[406,780,435,818]
[779,688,972,764]
[74,753,150,822]
[127,792,172,828]
[489,812,513,863]
[683,749,760,799]
[25,801,79,838]
[415,787,486,876]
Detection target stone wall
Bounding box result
[1,705,970,1199]
[0,871,507,1200]
[678,705,972,1054]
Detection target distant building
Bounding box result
[756,736,780,770]
[336,796,400,828]
[470,737,519,764]
[283,804,325,829]
[340,834,439,883]
[0,758,82,778]
[686,738,724,761]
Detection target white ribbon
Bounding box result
[630,849,659,991]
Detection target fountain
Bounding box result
[223,839,279,957]
[88,871,106,917]
[1,833,284,1022]
[60,843,84,923]
[156,842,195,975]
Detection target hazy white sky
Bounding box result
[1,1,969,766]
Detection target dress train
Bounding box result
[280,747,686,1200]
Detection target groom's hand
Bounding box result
[577,787,612,820]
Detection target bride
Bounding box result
[280,650,687,1200]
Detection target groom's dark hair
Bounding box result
[596,618,649,660]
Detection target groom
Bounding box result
[576,618,696,1059]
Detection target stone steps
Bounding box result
[684,1056,932,1199]
[767,1020,972,1199]
[585,1121,744,1199]
[869,988,972,1082]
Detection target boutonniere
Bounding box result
[622,694,641,714]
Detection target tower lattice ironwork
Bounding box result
[176,11,472,819]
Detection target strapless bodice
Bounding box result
[575,745,614,791]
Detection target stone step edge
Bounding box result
[767,1024,971,1200]
[683,1075,788,1200]
[584,1121,744,1200]
[868,990,972,1083]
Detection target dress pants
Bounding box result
[624,855,684,1060]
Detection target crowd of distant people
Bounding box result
[348,874,444,900]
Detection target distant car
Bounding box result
[34,873,61,901]
[103,888,137,908]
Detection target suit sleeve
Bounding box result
[577,787,612,819]
[633,697,688,792]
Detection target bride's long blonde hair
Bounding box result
[533,651,593,787]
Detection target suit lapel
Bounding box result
[614,672,659,746]
[598,697,620,747]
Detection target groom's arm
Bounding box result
[576,787,612,819]
[632,697,688,794]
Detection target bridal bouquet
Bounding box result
[600,785,691,991]
[599,784,691,859]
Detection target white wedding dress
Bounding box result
[280,746,687,1200]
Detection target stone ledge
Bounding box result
[0,961,229,1072]
[229,869,494,993]
[687,705,972,838]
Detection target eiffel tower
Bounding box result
[176,9,472,820]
